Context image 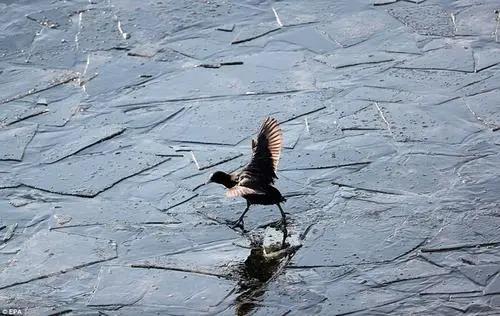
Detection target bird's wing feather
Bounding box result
[226,185,263,198]
[242,117,283,185]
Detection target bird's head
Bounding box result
[206,171,229,185]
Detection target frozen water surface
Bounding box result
[0,0,499,314]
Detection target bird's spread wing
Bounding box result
[225,185,263,198]
[241,117,283,185]
[253,117,283,172]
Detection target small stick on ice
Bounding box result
[272,7,283,27]
[117,19,130,40]
[450,12,457,33]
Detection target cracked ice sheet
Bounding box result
[0,6,40,60]
[387,3,455,37]
[314,52,394,69]
[377,100,483,144]
[164,35,232,60]
[25,5,77,30]
[232,21,281,44]
[132,239,248,277]
[77,7,127,53]
[112,0,239,41]
[88,266,236,312]
[363,259,449,285]
[25,26,78,69]
[344,86,449,105]
[43,200,179,229]
[20,150,170,197]
[0,124,37,161]
[281,121,304,149]
[259,267,410,315]
[421,274,483,294]
[459,264,500,286]
[320,10,400,48]
[464,89,500,128]
[279,147,371,171]
[82,52,174,98]
[454,3,499,36]
[456,154,500,205]
[269,3,318,27]
[292,208,428,267]
[422,215,500,252]
[0,176,19,189]
[155,91,329,145]
[474,48,500,72]
[270,27,339,54]
[190,148,243,170]
[0,102,47,126]
[0,67,78,105]
[40,125,125,163]
[120,178,199,211]
[485,274,500,295]
[114,222,245,265]
[0,265,103,316]
[0,230,117,290]
[334,154,465,195]
[108,51,316,106]
[397,46,474,73]
[69,106,183,133]
[368,68,492,95]
[27,85,82,128]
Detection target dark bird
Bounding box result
[207,117,287,245]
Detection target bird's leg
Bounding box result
[231,201,250,230]
[277,203,287,248]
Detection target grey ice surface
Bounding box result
[0,0,500,315]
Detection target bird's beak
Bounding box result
[206,179,212,185]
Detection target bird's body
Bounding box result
[210,170,285,205]
[208,117,287,245]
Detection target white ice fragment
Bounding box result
[263,227,302,259]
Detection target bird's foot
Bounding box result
[227,219,245,231]
[281,226,288,249]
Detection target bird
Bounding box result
[207,117,287,245]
